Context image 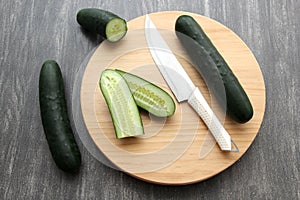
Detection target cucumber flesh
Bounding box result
[106,18,127,42]
[100,69,144,138]
[116,70,176,117]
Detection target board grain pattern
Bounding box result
[0,0,299,199]
[80,12,265,185]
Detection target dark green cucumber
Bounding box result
[116,70,176,117]
[39,60,81,172]
[77,8,127,42]
[100,69,144,138]
[175,15,253,123]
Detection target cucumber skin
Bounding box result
[116,70,176,117]
[39,60,81,172]
[175,15,253,123]
[76,8,127,40]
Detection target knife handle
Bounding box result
[188,87,232,151]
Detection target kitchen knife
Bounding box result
[145,15,238,151]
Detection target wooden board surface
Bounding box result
[80,11,265,185]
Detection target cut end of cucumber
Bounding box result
[106,18,127,42]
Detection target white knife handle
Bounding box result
[188,88,232,151]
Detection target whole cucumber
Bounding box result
[39,60,81,172]
[175,15,253,123]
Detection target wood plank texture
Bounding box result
[0,0,299,199]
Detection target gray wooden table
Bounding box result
[1,0,299,199]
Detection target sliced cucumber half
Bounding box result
[100,69,144,138]
[116,70,176,117]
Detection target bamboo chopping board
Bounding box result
[80,11,266,185]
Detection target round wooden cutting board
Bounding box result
[80,11,265,185]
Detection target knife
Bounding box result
[145,15,238,151]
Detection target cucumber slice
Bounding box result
[100,69,144,138]
[116,70,176,117]
[77,8,127,42]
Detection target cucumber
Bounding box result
[99,69,144,138]
[76,8,127,42]
[175,15,253,123]
[116,70,176,117]
[39,60,81,172]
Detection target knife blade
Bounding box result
[145,15,236,151]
